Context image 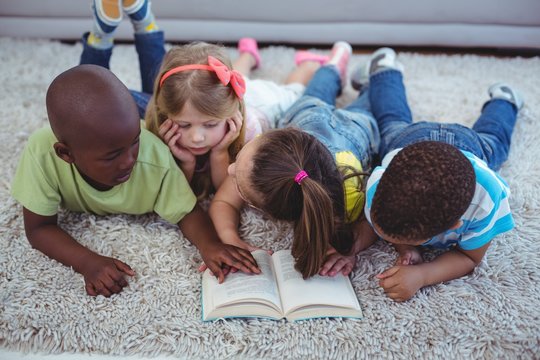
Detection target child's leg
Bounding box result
[122,0,158,34]
[303,66,342,106]
[344,87,371,115]
[133,30,166,93]
[130,90,152,119]
[303,42,352,105]
[234,38,260,76]
[88,0,122,50]
[472,83,523,170]
[80,32,113,68]
[366,49,412,155]
[80,0,122,67]
[284,61,320,86]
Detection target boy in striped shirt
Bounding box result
[353,48,523,301]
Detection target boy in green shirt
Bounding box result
[11,64,259,297]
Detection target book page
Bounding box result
[203,250,282,314]
[272,250,361,317]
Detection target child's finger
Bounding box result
[113,259,135,276]
[198,262,208,272]
[169,132,182,148]
[230,249,261,273]
[95,281,113,298]
[158,119,173,137]
[376,266,399,279]
[207,263,225,283]
[342,263,354,276]
[85,282,98,296]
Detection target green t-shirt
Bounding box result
[11,126,197,224]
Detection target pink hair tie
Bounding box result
[294,170,309,184]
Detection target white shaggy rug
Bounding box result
[1,37,539,359]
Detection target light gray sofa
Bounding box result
[1,0,540,49]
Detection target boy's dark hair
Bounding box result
[372,141,476,241]
[250,128,353,278]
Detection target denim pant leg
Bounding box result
[344,87,372,114]
[303,66,342,106]
[134,30,166,93]
[369,70,413,157]
[130,90,152,120]
[472,99,518,170]
[79,32,112,68]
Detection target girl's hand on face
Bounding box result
[212,110,243,153]
[159,119,196,165]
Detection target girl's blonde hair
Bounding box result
[145,42,247,198]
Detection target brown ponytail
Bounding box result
[250,128,353,278]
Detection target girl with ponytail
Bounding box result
[210,41,381,278]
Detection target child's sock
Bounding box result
[122,0,159,34]
[89,0,122,50]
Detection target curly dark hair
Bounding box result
[371,141,476,241]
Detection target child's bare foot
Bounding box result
[394,244,423,265]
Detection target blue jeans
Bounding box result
[79,30,165,118]
[278,66,380,170]
[369,70,518,171]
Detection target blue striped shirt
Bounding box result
[365,149,514,250]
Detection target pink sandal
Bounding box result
[294,51,330,66]
[238,37,261,69]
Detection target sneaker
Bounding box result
[122,0,147,21]
[351,47,403,91]
[93,0,122,34]
[488,83,524,110]
[326,41,352,86]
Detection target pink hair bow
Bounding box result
[207,56,246,99]
[159,56,246,99]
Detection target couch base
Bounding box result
[1,18,540,49]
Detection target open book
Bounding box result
[202,249,362,321]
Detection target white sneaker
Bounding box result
[351,47,404,91]
[326,41,353,86]
[488,83,524,110]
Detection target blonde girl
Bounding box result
[145,40,322,199]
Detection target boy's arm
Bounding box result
[178,202,260,283]
[208,176,259,251]
[22,207,135,297]
[377,242,491,302]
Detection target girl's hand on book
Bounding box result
[319,247,356,276]
[198,243,261,283]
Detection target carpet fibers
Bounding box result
[0,37,539,359]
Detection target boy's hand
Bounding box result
[199,243,260,283]
[376,265,425,302]
[80,254,135,297]
[319,246,356,276]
